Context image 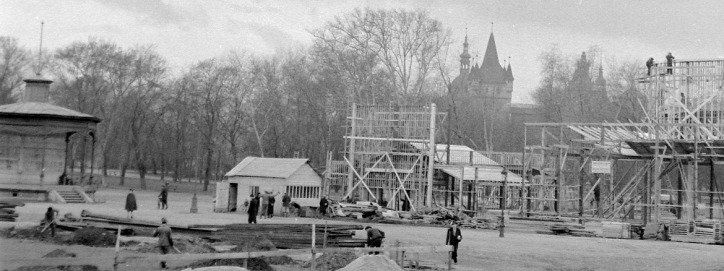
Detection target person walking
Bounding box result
[153,217,174,269]
[666,52,675,75]
[445,222,463,264]
[365,226,385,255]
[125,188,137,219]
[160,182,169,210]
[281,193,291,217]
[247,194,259,224]
[646,57,654,76]
[319,195,329,218]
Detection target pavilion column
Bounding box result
[89,132,96,186]
[62,133,71,185]
[40,136,46,186]
[80,133,87,184]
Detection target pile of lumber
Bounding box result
[537,223,597,237]
[0,200,23,222]
[333,202,379,219]
[78,210,215,235]
[190,223,366,249]
[669,220,722,244]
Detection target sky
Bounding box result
[1,0,723,104]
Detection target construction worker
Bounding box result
[153,217,174,269]
[365,226,385,255]
[666,52,675,75]
[42,207,59,237]
[646,57,654,76]
[445,221,463,264]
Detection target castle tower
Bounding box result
[460,35,471,75]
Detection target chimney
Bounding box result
[22,76,52,103]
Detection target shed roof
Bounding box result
[439,166,525,186]
[410,143,501,166]
[0,102,100,122]
[225,157,311,179]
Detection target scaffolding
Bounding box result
[324,104,443,210]
[325,103,534,214]
[521,59,724,227]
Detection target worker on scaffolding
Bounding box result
[666,52,675,75]
[646,57,654,76]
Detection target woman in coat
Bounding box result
[125,188,137,219]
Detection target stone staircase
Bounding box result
[56,190,86,203]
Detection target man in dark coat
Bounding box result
[365,226,385,255]
[267,195,276,218]
[646,57,654,76]
[125,188,137,219]
[401,196,411,212]
[319,195,329,218]
[153,217,173,269]
[666,52,675,75]
[445,222,463,264]
[247,194,259,224]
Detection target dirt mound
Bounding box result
[185,235,277,271]
[302,251,357,271]
[338,255,403,271]
[261,255,295,265]
[43,249,77,258]
[70,227,115,247]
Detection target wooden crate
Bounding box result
[602,222,631,239]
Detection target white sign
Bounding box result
[591,161,612,174]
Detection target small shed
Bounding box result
[215,157,323,213]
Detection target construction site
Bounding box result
[328,59,724,236]
[3,59,724,270]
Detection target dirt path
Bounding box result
[3,188,724,270]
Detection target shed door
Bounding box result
[215,181,230,211]
[229,183,238,211]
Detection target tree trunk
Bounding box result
[204,145,212,191]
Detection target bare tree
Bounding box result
[312,8,451,102]
[0,37,30,104]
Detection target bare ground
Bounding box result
[2,186,724,271]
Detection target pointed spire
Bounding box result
[480,31,505,84]
[505,56,514,82]
[459,33,471,73]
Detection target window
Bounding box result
[286,186,320,199]
[249,186,259,197]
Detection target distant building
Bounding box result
[450,32,514,107]
[216,157,323,213]
[449,31,542,152]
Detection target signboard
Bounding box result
[591,161,612,174]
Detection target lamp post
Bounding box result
[500,168,508,238]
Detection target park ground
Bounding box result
[2,177,724,270]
